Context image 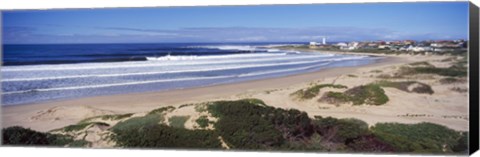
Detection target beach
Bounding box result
[2,50,469,134]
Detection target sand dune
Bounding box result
[1,52,469,133]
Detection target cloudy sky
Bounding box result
[2,2,469,44]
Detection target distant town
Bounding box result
[287,38,468,55]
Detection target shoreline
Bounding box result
[2,50,469,133]
[2,54,402,132]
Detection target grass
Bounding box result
[347,74,358,78]
[2,126,91,147]
[61,122,110,132]
[110,114,164,133]
[371,122,466,153]
[409,61,434,67]
[178,104,194,108]
[319,91,350,105]
[168,116,190,128]
[78,113,134,123]
[439,77,462,84]
[291,84,348,100]
[398,65,467,77]
[319,84,389,106]
[147,106,175,115]
[370,70,383,73]
[194,103,209,112]
[375,80,434,94]
[196,115,210,128]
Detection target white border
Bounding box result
[0,0,478,157]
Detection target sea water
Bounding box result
[1,43,381,105]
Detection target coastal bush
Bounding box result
[112,124,222,148]
[375,80,434,94]
[371,122,467,153]
[110,112,221,148]
[345,84,389,105]
[292,84,348,100]
[413,67,467,77]
[399,66,467,77]
[110,114,164,133]
[147,106,175,115]
[313,117,370,143]
[318,84,389,105]
[2,126,89,147]
[207,99,316,150]
[439,77,462,84]
[196,115,210,128]
[409,61,434,67]
[319,91,350,105]
[452,132,469,153]
[62,122,110,132]
[207,100,285,149]
[78,113,134,123]
[168,116,190,128]
[370,70,383,73]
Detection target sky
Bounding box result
[2,2,469,44]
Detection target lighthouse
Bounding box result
[322,37,326,45]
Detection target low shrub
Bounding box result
[112,124,221,148]
[2,126,89,147]
[196,115,210,128]
[292,84,348,100]
[110,114,164,133]
[375,80,434,94]
[148,106,175,115]
[168,116,190,128]
[319,84,389,105]
[79,113,134,123]
[371,122,467,153]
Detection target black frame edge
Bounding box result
[469,1,480,155]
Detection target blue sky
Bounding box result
[2,2,469,44]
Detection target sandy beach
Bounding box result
[1,51,469,134]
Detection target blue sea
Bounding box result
[1,43,382,105]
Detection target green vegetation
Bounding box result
[439,77,462,84]
[370,70,383,73]
[313,116,370,142]
[345,84,389,105]
[78,113,134,123]
[320,84,389,106]
[196,115,210,128]
[347,74,358,78]
[2,99,469,154]
[147,106,175,115]
[178,104,194,108]
[412,66,467,77]
[320,91,351,105]
[194,103,208,112]
[62,122,110,132]
[207,99,288,149]
[2,126,90,147]
[409,61,434,67]
[399,65,467,77]
[112,124,221,148]
[168,116,190,128]
[110,114,164,133]
[371,122,467,153]
[291,84,348,100]
[375,80,434,94]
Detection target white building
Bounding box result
[309,42,320,46]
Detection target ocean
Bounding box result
[1,43,382,105]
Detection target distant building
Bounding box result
[309,41,320,46]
